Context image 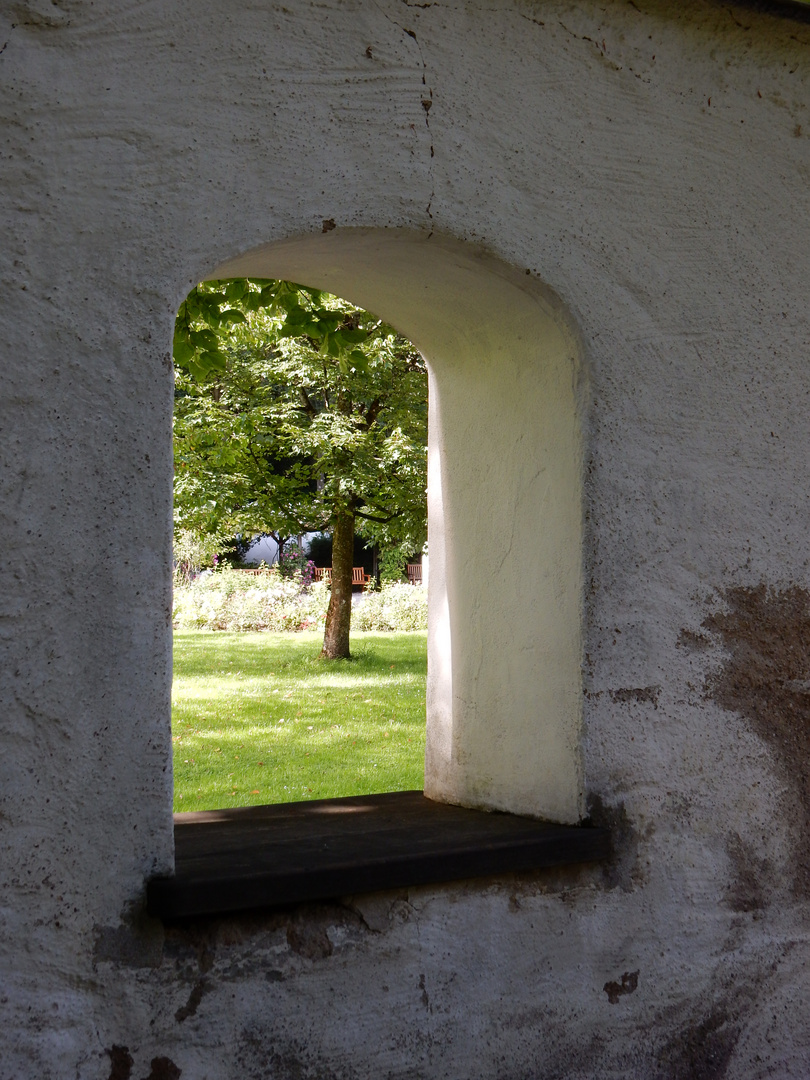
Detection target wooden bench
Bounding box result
[406,563,422,584]
[313,567,371,590]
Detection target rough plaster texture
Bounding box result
[3,0,810,1076]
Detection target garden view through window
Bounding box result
[171,277,429,812]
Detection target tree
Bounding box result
[173,279,428,659]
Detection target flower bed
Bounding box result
[173,567,428,633]
[173,566,330,632]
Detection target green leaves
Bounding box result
[191,328,218,349]
[174,280,281,381]
[173,274,397,387]
[173,277,428,554]
[336,328,368,345]
[224,279,249,302]
[173,335,195,366]
[349,349,368,374]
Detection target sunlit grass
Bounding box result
[172,630,427,812]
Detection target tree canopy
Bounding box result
[173,278,428,658]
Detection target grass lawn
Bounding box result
[172,629,427,812]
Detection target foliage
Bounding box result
[217,534,256,568]
[172,630,427,810]
[378,547,408,585]
[173,279,427,551]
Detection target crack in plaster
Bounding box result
[726,7,753,32]
[371,0,435,229]
[557,20,624,73]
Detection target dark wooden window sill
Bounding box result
[146,790,611,920]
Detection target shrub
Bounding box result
[378,548,406,585]
[351,583,428,632]
[277,541,314,583]
[173,565,330,632]
[173,569,427,633]
[173,529,223,584]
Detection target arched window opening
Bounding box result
[173,229,585,824]
[149,230,599,919]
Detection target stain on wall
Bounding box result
[701,583,810,895]
[587,794,646,892]
[174,978,210,1023]
[141,1059,182,1080]
[105,1048,182,1080]
[603,969,639,1003]
[656,1006,739,1080]
[161,901,373,988]
[724,832,773,914]
[609,686,661,708]
[94,903,165,970]
[107,1046,134,1080]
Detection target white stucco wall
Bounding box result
[3,0,810,1076]
[243,536,280,566]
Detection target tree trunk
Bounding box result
[321,509,354,659]
[274,534,286,565]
